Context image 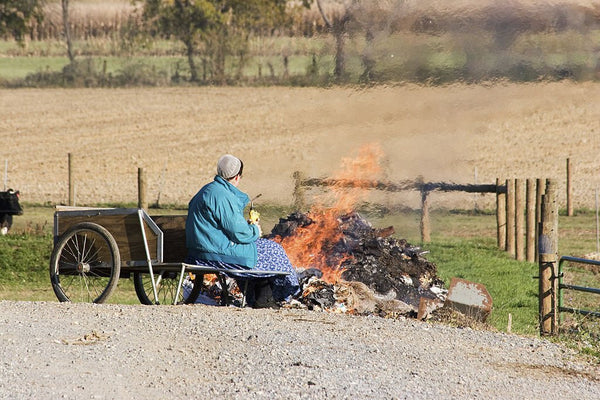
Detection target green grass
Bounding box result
[0,55,189,81]
[427,238,539,335]
[0,56,69,80]
[0,232,53,287]
[0,225,143,304]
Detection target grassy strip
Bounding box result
[0,228,155,304]
[0,232,52,287]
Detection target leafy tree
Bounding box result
[140,0,219,82]
[353,1,405,83]
[209,0,290,82]
[140,0,291,83]
[0,0,44,43]
[224,0,289,35]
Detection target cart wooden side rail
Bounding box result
[49,207,289,305]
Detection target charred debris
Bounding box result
[268,211,447,318]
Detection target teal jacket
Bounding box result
[185,175,259,267]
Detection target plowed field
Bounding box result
[2,82,599,210]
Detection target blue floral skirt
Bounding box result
[185,238,299,302]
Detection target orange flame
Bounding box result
[328,143,384,212]
[277,208,350,282]
[278,144,385,283]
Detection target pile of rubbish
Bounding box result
[268,211,447,317]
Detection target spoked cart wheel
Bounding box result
[49,222,121,303]
[133,271,204,305]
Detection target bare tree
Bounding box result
[354,0,406,83]
[315,0,352,81]
[61,0,75,63]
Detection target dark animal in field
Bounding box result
[0,189,23,235]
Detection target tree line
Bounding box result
[1,0,364,83]
[3,0,600,86]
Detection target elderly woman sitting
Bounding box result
[185,154,299,307]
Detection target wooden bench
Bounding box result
[152,213,290,306]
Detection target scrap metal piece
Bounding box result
[444,278,493,322]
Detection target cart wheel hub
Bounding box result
[77,262,90,273]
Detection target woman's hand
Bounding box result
[254,222,263,237]
[248,209,260,224]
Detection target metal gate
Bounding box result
[558,255,600,320]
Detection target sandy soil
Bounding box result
[1,82,599,210]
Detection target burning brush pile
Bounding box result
[269,210,447,318]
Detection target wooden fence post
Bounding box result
[535,178,546,263]
[566,158,573,216]
[506,179,516,256]
[496,178,506,250]
[68,153,75,206]
[526,178,536,263]
[515,179,525,261]
[420,189,431,243]
[292,171,306,211]
[538,179,559,336]
[138,167,147,210]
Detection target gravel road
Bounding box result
[0,301,598,399]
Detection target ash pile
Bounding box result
[269,211,447,317]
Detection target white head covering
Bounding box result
[217,154,242,179]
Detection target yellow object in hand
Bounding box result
[249,209,260,224]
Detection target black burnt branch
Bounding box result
[300,177,506,194]
[268,211,314,238]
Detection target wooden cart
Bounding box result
[49,207,287,305]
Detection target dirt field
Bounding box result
[1,82,599,210]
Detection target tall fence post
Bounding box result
[538,179,558,336]
[515,178,525,261]
[420,189,431,243]
[68,153,75,206]
[293,171,306,211]
[526,178,536,263]
[596,189,600,254]
[566,158,573,217]
[496,178,506,250]
[138,167,147,210]
[506,179,516,256]
[535,178,546,262]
